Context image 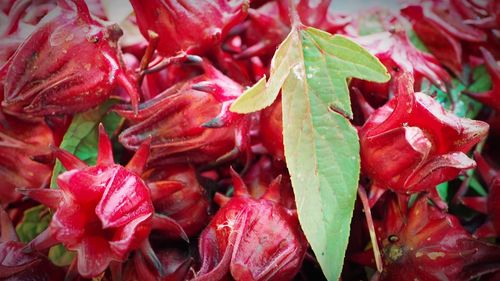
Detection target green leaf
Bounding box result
[49,244,75,266]
[232,25,389,280]
[230,31,298,113]
[422,77,482,119]
[436,182,449,202]
[50,101,123,188]
[468,64,492,93]
[15,205,50,243]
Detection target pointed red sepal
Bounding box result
[109,261,123,281]
[50,144,87,171]
[229,167,249,198]
[351,87,375,121]
[17,188,62,210]
[64,257,80,281]
[428,187,448,210]
[151,213,189,242]
[116,72,140,116]
[474,221,497,238]
[140,239,165,277]
[148,180,184,202]
[474,152,498,186]
[0,208,18,242]
[25,228,59,252]
[461,197,488,214]
[214,193,230,207]
[368,184,387,208]
[132,251,159,280]
[126,137,151,175]
[262,175,282,203]
[97,124,114,166]
[465,48,500,111]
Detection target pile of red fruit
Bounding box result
[0,0,499,280]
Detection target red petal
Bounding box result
[96,167,153,229]
[97,124,114,166]
[76,236,113,278]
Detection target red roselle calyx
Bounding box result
[359,73,488,204]
[195,169,307,281]
[20,125,187,278]
[143,164,210,237]
[369,195,500,281]
[0,107,54,205]
[115,61,250,166]
[130,0,249,57]
[355,26,451,92]
[1,0,139,117]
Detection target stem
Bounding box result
[358,186,383,273]
[287,0,301,28]
[138,30,159,86]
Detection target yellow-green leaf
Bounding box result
[233,25,389,281]
[230,31,299,113]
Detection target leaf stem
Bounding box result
[287,0,301,28]
[358,185,383,272]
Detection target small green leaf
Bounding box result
[423,77,482,119]
[50,101,123,188]
[468,65,492,93]
[230,31,298,113]
[436,182,449,202]
[408,29,429,53]
[15,205,50,243]
[49,244,75,266]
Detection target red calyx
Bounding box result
[370,195,500,281]
[0,102,54,205]
[355,26,451,92]
[195,168,307,281]
[144,164,210,237]
[1,0,139,117]
[359,73,488,204]
[20,124,187,278]
[115,61,250,166]
[130,0,249,57]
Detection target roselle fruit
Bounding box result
[355,26,451,92]
[401,4,464,76]
[130,0,249,57]
[116,61,250,166]
[144,164,210,237]
[359,73,488,203]
[0,104,54,205]
[0,208,65,281]
[371,195,500,281]
[1,0,139,117]
[195,169,307,281]
[20,125,187,278]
